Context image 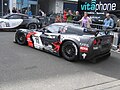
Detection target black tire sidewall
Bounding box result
[62,41,78,62]
[16,33,26,45]
[28,24,38,29]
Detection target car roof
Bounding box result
[11,13,28,16]
[52,23,73,26]
[3,13,28,18]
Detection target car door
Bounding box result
[0,19,23,29]
[21,15,30,26]
[40,25,62,52]
[4,14,23,28]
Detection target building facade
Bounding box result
[0,0,78,17]
[1,0,120,17]
[0,0,9,17]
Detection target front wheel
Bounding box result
[61,41,78,62]
[15,33,27,45]
[28,23,38,29]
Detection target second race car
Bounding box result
[0,18,23,29]
[14,23,113,62]
[0,13,42,30]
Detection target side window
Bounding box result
[22,16,28,19]
[8,15,22,19]
[63,27,84,35]
[46,25,62,33]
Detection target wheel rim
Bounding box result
[29,24,37,29]
[18,34,25,43]
[63,45,76,57]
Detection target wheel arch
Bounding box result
[27,23,38,29]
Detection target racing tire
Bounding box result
[15,33,27,45]
[28,23,38,29]
[61,41,78,62]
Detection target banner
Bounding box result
[78,0,120,11]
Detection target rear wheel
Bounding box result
[61,41,78,62]
[28,23,38,29]
[15,33,27,45]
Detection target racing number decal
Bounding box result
[33,36,43,49]
[35,37,39,44]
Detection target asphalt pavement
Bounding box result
[0,32,120,90]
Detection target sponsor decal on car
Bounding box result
[80,43,89,47]
[82,53,87,59]
[52,41,62,52]
[93,46,99,50]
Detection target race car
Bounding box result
[0,13,42,30]
[14,23,113,62]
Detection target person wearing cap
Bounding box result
[79,12,92,28]
[103,13,114,29]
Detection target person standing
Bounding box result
[79,12,92,28]
[12,7,17,13]
[67,10,73,21]
[27,9,32,17]
[73,11,81,21]
[38,9,45,16]
[63,9,67,22]
[103,13,114,29]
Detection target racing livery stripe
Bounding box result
[26,32,35,47]
[52,41,62,52]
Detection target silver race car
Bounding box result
[14,23,114,63]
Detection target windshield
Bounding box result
[45,25,63,33]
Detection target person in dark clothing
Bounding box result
[12,7,17,13]
[38,9,43,16]
[38,9,45,16]
[22,9,26,14]
[8,9,10,14]
[55,15,62,23]
[73,11,81,21]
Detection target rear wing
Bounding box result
[85,24,114,36]
[80,23,114,36]
[84,28,114,36]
